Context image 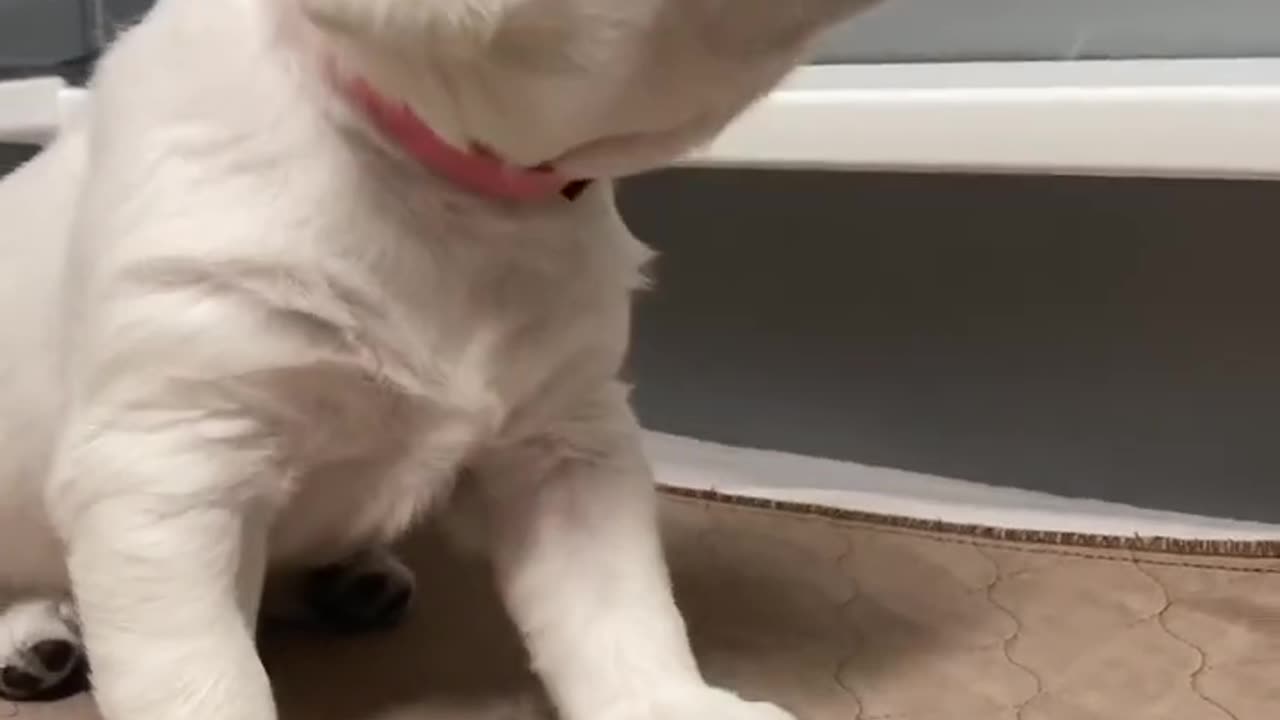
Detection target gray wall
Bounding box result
[0,0,151,70]
[817,0,1280,62]
[0,0,98,67]
[101,0,151,26]
[0,143,36,176]
[620,170,1280,523]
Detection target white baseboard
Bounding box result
[682,58,1280,180]
[5,59,1280,180]
[645,431,1280,541]
[0,76,84,145]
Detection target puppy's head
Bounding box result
[292,0,879,177]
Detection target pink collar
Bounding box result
[342,76,590,202]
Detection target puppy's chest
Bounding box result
[275,263,621,561]
[271,188,634,544]
[347,247,623,456]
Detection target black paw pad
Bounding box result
[302,558,415,633]
[0,640,88,702]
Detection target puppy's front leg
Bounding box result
[48,417,277,720]
[473,385,794,720]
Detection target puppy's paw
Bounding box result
[301,548,415,632]
[0,598,88,702]
[601,686,796,720]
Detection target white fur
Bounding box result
[0,0,878,718]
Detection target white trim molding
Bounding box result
[5,59,1280,180]
[0,76,84,145]
[683,58,1280,180]
[644,432,1280,541]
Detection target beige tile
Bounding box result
[10,495,1279,720]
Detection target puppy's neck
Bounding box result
[273,1,587,202]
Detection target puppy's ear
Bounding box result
[297,0,510,53]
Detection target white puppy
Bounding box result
[0,0,878,718]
